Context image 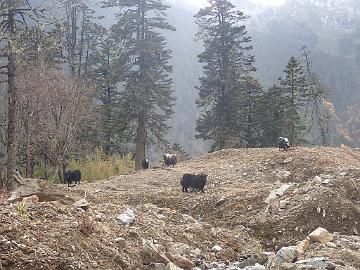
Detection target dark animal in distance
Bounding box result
[64,170,81,187]
[163,153,177,167]
[142,158,149,169]
[180,173,207,193]
[278,137,290,151]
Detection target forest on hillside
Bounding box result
[0,0,359,188]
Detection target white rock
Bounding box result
[276,246,298,263]
[314,175,322,183]
[182,214,197,223]
[211,245,222,252]
[193,248,201,257]
[321,179,330,185]
[154,263,166,270]
[295,257,332,268]
[320,174,332,179]
[157,214,166,220]
[116,208,135,226]
[265,183,293,204]
[326,241,337,248]
[243,264,266,270]
[309,227,333,244]
[166,262,183,270]
[283,157,294,164]
[73,199,89,210]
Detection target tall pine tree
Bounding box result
[259,85,287,147]
[86,28,132,155]
[279,56,308,145]
[232,76,264,147]
[301,47,330,145]
[194,0,256,151]
[103,0,176,170]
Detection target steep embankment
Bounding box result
[1,147,359,269]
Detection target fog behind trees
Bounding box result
[163,0,360,155]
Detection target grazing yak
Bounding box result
[278,137,290,151]
[64,170,81,187]
[163,153,177,167]
[142,158,150,169]
[180,173,207,193]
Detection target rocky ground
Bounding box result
[0,146,359,270]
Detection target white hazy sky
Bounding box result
[182,0,286,7]
[252,0,286,5]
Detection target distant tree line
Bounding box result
[194,0,332,151]
[0,0,340,189]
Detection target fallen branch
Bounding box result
[351,179,358,190]
[12,169,24,186]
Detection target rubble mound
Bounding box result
[0,146,359,269]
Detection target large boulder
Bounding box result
[308,227,333,244]
[276,246,298,263]
[7,178,73,204]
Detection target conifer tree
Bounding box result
[279,56,308,145]
[194,0,255,151]
[234,77,264,147]
[103,0,176,170]
[86,29,131,155]
[301,47,330,145]
[259,85,287,147]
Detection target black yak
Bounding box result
[142,158,149,169]
[180,173,207,193]
[163,153,177,167]
[64,170,81,187]
[278,137,290,151]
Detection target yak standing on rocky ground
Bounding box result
[163,153,177,167]
[64,170,81,187]
[180,173,207,193]
[278,137,290,151]
[142,158,149,169]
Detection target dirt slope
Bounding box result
[0,147,359,270]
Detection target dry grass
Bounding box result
[67,149,134,182]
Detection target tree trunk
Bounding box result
[55,160,65,184]
[77,8,86,77]
[25,135,34,178]
[66,1,77,76]
[6,9,17,190]
[135,110,147,170]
